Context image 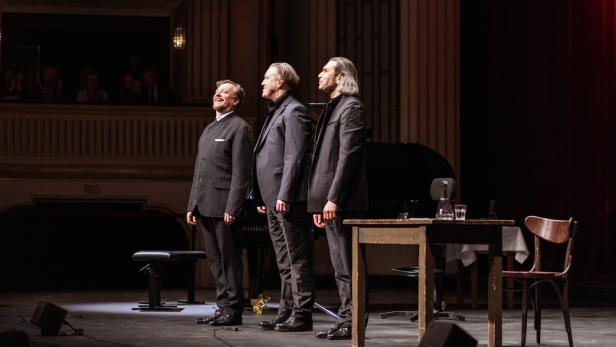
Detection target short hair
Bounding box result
[269,62,300,91]
[329,57,360,96]
[216,79,245,106]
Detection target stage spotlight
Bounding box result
[30,301,68,336]
[419,322,477,347]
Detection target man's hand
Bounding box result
[313,214,325,228]
[323,200,338,221]
[186,212,198,225]
[224,212,237,225]
[257,206,267,214]
[276,200,289,214]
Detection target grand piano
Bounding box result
[239,142,456,299]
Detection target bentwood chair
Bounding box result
[503,216,579,347]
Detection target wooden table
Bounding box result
[344,218,515,347]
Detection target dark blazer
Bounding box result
[187,113,253,218]
[143,85,177,105]
[252,95,313,207]
[307,95,369,213]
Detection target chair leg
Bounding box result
[456,260,464,307]
[563,280,574,347]
[521,280,528,347]
[534,282,542,344]
[548,279,574,347]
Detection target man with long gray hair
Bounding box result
[251,62,315,332]
[308,57,368,340]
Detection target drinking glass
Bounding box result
[454,204,467,220]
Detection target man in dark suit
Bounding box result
[142,68,176,105]
[187,79,253,326]
[252,63,314,332]
[308,57,369,340]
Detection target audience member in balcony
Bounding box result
[115,73,143,105]
[76,70,110,104]
[126,53,143,80]
[1,66,28,102]
[141,68,176,105]
[34,66,64,103]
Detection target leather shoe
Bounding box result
[259,311,291,330]
[209,312,242,326]
[327,323,351,340]
[315,322,344,338]
[274,314,313,332]
[195,308,224,325]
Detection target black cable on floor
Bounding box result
[212,328,236,347]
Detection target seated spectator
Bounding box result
[35,66,64,103]
[115,73,142,104]
[1,66,28,101]
[141,68,176,105]
[76,70,110,104]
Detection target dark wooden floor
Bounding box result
[1,289,615,346]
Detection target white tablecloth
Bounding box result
[445,226,529,267]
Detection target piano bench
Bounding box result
[131,250,207,312]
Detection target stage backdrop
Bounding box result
[461,0,616,282]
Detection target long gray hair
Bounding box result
[330,57,360,96]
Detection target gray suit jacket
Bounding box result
[252,95,312,207]
[307,95,369,213]
[187,113,254,218]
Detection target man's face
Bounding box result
[4,70,15,86]
[212,83,239,113]
[86,74,98,89]
[261,67,282,101]
[123,75,135,89]
[44,68,59,86]
[142,72,156,89]
[318,61,340,94]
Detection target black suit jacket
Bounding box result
[307,95,369,213]
[252,95,313,207]
[187,113,253,218]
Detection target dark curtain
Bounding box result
[461,0,616,281]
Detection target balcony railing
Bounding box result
[0,103,255,179]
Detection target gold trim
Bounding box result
[0,164,193,180]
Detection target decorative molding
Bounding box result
[0,0,179,17]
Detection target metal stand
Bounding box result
[132,263,184,312]
[314,302,341,320]
[177,225,205,305]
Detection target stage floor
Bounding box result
[1,289,615,346]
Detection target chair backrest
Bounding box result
[524,216,579,273]
[430,178,456,201]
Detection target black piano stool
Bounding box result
[132,250,206,312]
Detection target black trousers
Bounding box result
[266,202,315,315]
[323,211,364,323]
[201,217,244,314]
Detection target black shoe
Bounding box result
[210,312,242,326]
[195,308,224,325]
[315,322,344,338]
[327,323,351,340]
[259,311,292,330]
[274,314,313,332]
